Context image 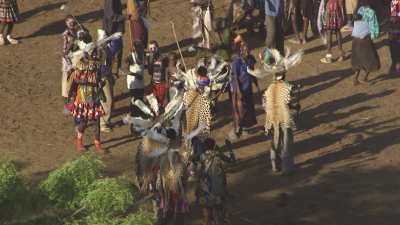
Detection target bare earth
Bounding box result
[1,0,400,224]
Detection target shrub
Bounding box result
[120,211,155,225]
[40,154,103,210]
[0,160,18,204]
[81,177,136,219]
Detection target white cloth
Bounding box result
[352,20,370,39]
[191,5,212,49]
[61,58,71,97]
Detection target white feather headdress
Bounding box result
[247,48,304,79]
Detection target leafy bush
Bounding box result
[120,210,155,225]
[81,178,136,219]
[0,160,18,204]
[40,154,103,210]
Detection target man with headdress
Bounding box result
[228,41,258,140]
[259,48,302,175]
[183,67,212,140]
[66,47,106,153]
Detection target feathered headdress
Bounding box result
[176,56,231,92]
[247,48,304,79]
[70,31,122,68]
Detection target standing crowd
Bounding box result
[1,0,400,224]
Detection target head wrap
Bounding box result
[196,75,210,87]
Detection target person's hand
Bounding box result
[66,103,75,112]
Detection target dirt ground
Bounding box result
[1,0,400,224]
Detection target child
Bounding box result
[193,138,234,225]
[147,41,168,110]
[351,0,380,85]
[320,0,346,63]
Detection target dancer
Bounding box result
[257,48,303,175]
[66,48,105,153]
[0,0,19,45]
[351,0,380,85]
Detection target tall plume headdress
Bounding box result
[247,48,304,79]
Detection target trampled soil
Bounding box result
[1,0,400,224]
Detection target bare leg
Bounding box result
[337,30,345,60]
[291,8,301,41]
[327,30,333,54]
[353,70,360,86]
[270,148,278,172]
[360,71,370,84]
[302,17,309,42]
[5,23,13,36]
[0,23,6,36]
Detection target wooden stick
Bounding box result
[169,21,188,72]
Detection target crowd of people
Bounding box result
[1,0,400,224]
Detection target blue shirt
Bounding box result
[264,0,283,17]
[231,56,256,93]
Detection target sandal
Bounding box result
[320,54,333,64]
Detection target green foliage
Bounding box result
[0,160,18,203]
[81,178,136,219]
[120,211,155,225]
[39,154,103,210]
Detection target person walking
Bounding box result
[0,0,20,45]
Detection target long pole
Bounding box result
[170,21,187,72]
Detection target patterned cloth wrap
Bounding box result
[392,0,400,17]
[322,0,345,30]
[0,0,19,23]
[356,6,379,40]
[68,63,104,122]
